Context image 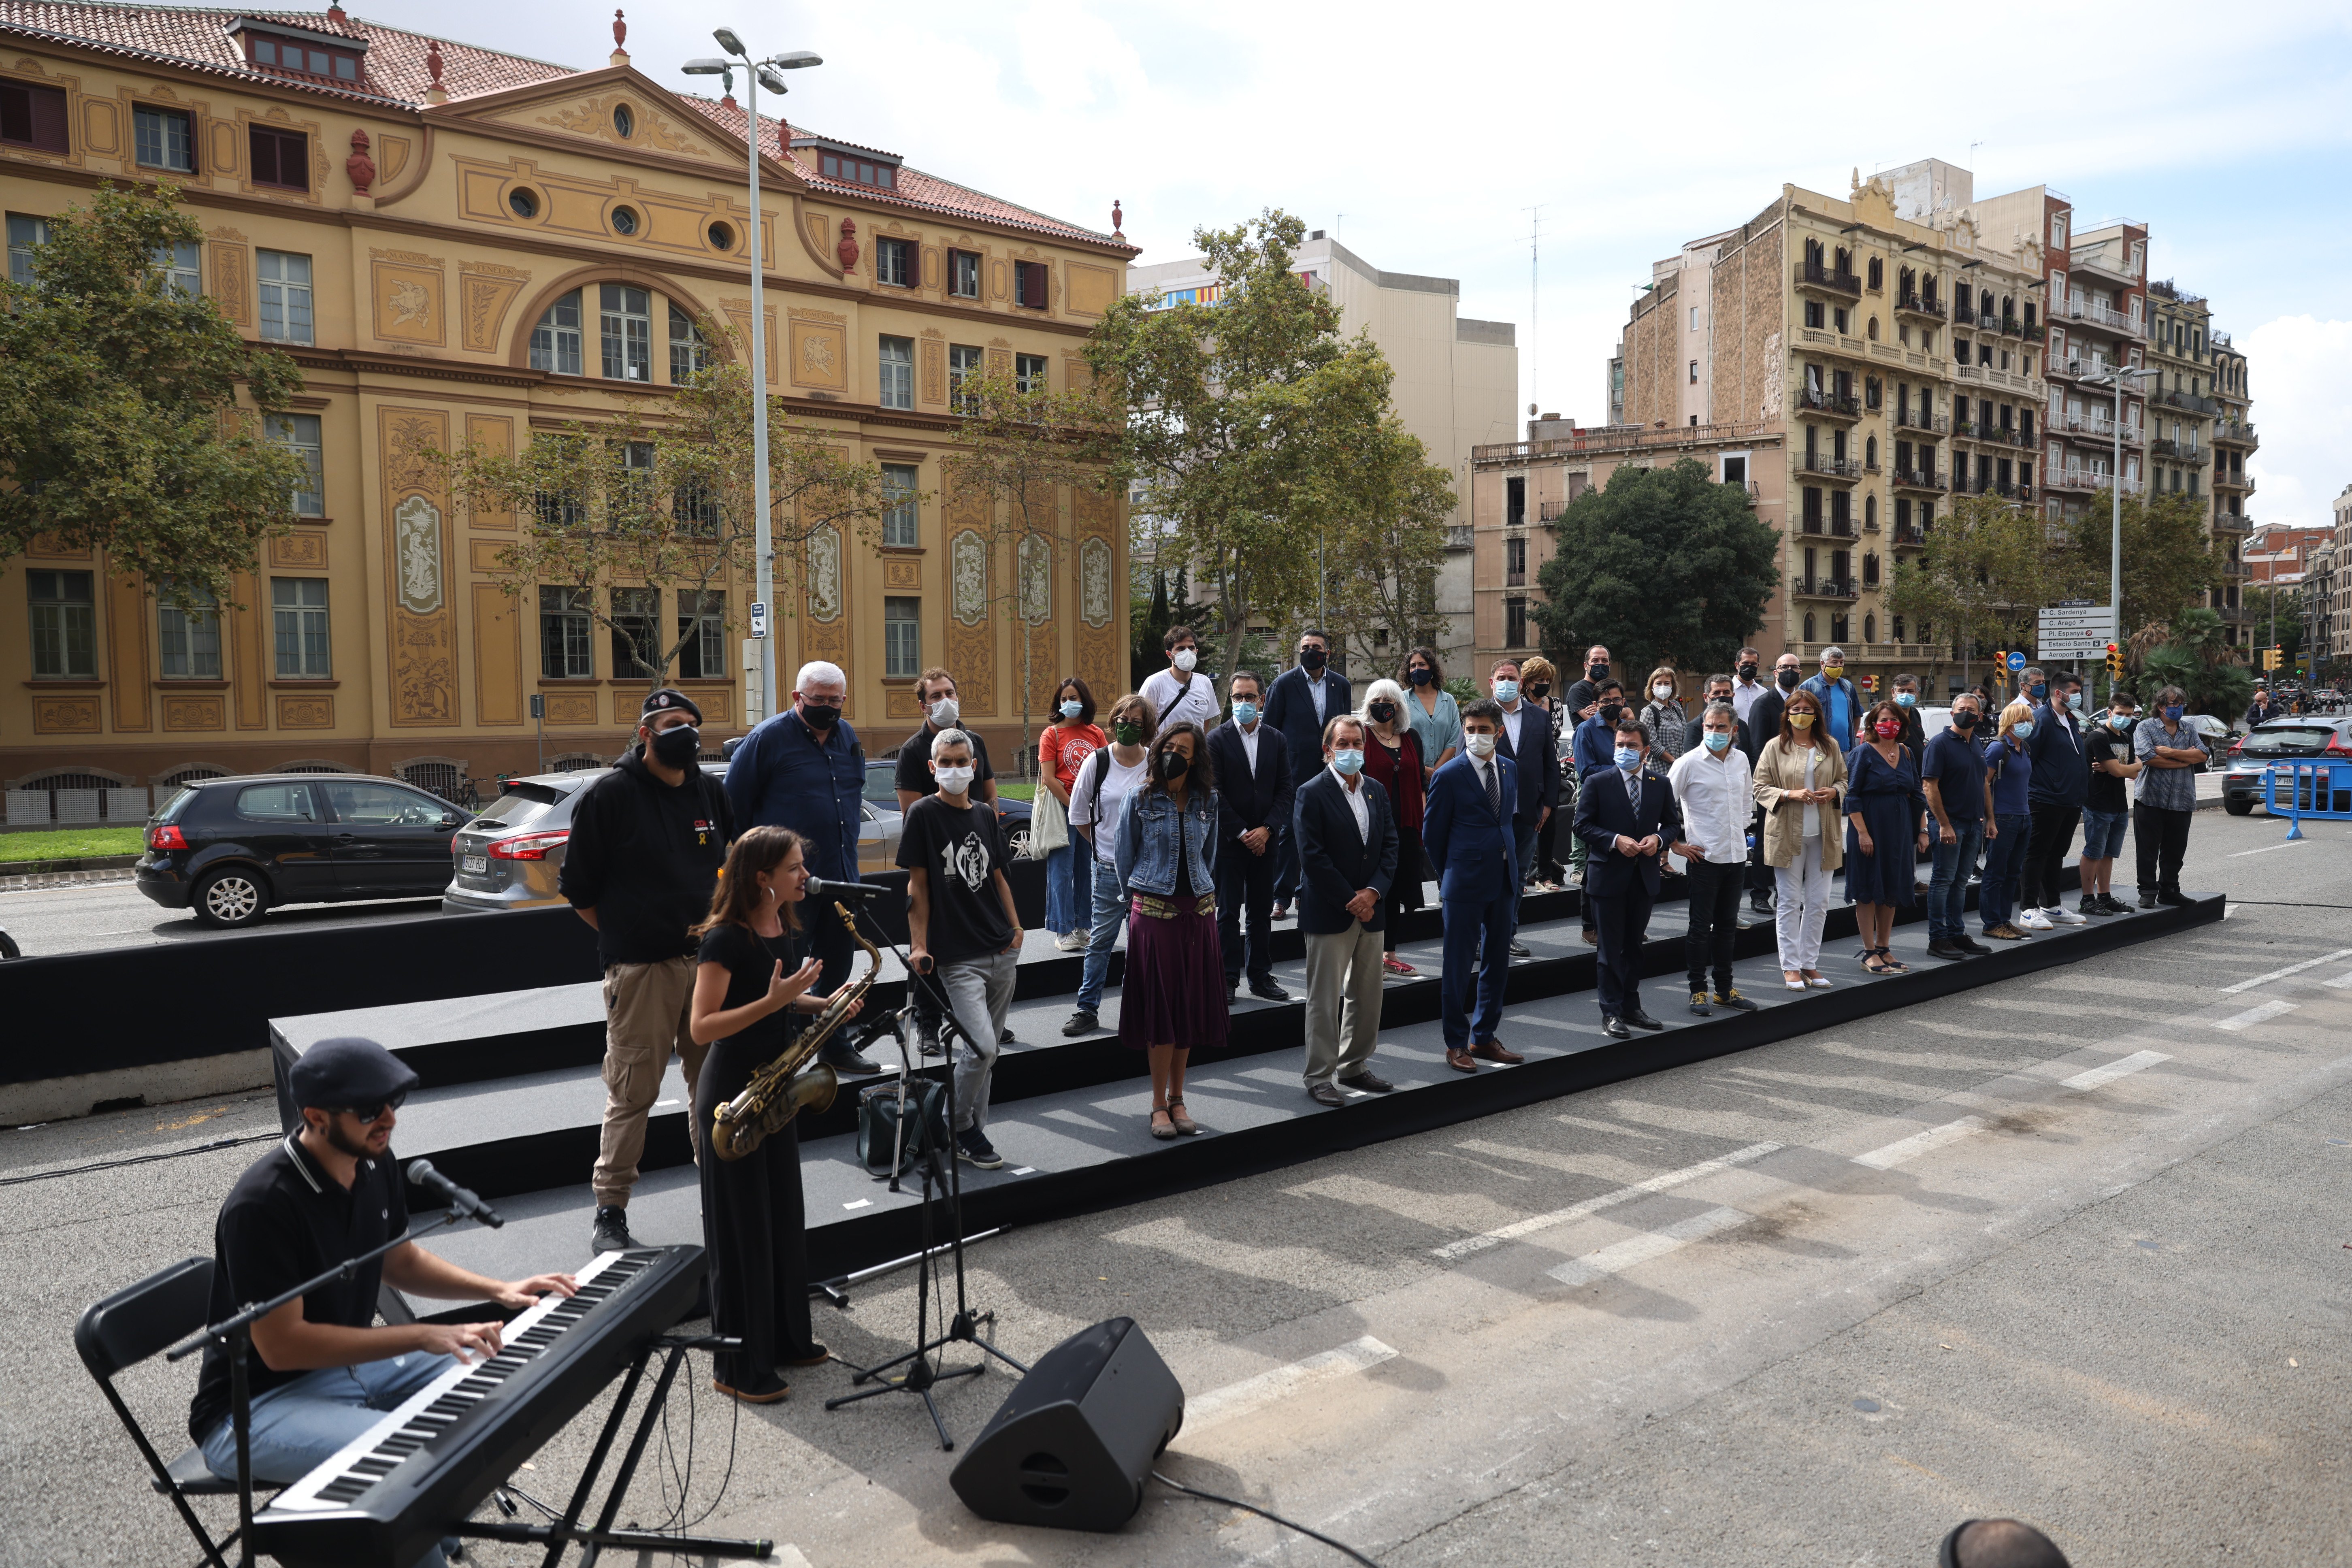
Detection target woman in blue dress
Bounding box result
[1844,698,1930,974]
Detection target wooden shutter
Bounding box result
[250,126,307,191]
[1,82,69,153]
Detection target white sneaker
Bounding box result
[2045,904,2088,925]
[1053,931,1083,952]
[2016,909,2054,931]
[1073,927,1090,944]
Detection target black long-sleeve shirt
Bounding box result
[558,752,733,966]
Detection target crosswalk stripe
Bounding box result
[2060,1049,2170,1090]
[1547,1207,1749,1286]
[1852,1115,1988,1170]
[1432,1142,1781,1260]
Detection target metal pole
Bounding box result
[746,67,776,725]
[2110,373,2123,678]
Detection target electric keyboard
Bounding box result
[250,1245,703,1568]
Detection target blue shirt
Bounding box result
[2026,703,2088,807]
[1571,716,1619,779]
[1983,736,2034,817]
[722,708,865,882]
[1922,729,1990,821]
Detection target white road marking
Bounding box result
[653,1099,679,1108]
[2326,971,2352,991]
[1008,1166,1037,1176]
[2220,949,2352,993]
[1547,1206,1749,1286]
[1183,1336,1398,1433]
[1431,1141,1782,1260]
[2215,1000,2301,1033]
[842,1198,871,1210]
[2230,839,2310,856]
[2060,1049,2171,1090]
[1852,1115,1988,1170]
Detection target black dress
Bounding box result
[695,920,818,1387]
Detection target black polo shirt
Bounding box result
[189,1133,408,1442]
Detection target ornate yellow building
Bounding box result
[0,3,1133,813]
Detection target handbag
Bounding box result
[858,1077,950,1178]
[1029,779,1070,856]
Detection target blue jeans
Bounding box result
[1076,858,1127,1014]
[1928,818,1985,941]
[1042,842,1093,935]
[202,1352,457,1568]
[1980,812,2032,930]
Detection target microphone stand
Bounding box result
[822,897,1029,1449]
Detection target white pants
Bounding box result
[1774,835,1832,972]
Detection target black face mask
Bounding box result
[1159,751,1191,781]
[1598,701,1623,725]
[1528,683,1551,701]
[1738,663,1758,680]
[650,723,701,767]
[801,701,840,730]
[1407,667,1433,686]
[1301,648,1327,671]
[1776,669,1801,691]
[1369,701,1398,723]
[1588,661,1610,680]
[1949,712,1976,731]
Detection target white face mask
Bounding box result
[1653,684,1675,701]
[1465,732,1498,759]
[1172,648,1198,673]
[934,764,974,795]
[928,697,959,727]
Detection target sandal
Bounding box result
[1149,1108,1178,1140]
[1784,970,1808,991]
[1862,948,1899,975]
[1166,1097,1200,1136]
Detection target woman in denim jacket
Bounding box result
[1113,721,1227,1138]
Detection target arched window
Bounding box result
[1805,237,1825,268]
[1865,437,1879,471]
[1864,613,1877,643]
[1893,616,1907,643]
[1867,316,1880,341]
[530,290,584,375]
[1867,256,1884,290]
[1802,611,1817,643]
[1863,553,1881,587]
[1864,490,1878,525]
[1864,375,1881,409]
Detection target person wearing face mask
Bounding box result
[1519,656,1567,889]
[1669,702,1758,1016]
[1065,694,1157,1037]
[565,689,736,1255]
[1115,722,1226,1138]
[1265,629,1354,921]
[901,730,1023,1172]
[1356,679,1428,974]
[2018,672,2090,931]
[1293,715,1400,1104]
[1889,673,1928,753]
[2076,688,2140,917]
[1207,670,1294,1003]
[1754,689,1847,988]
[1140,624,1223,738]
[1920,692,1995,959]
[1037,677,1107,952]
[1561,644,1615,730]
[1844,699,1931,974]
[1638,666,1690,771]
[1423,702,1527,1072]
[724,661,880,1078]
[2130,684,2209,908]
[1574,718,1685,1037]
[1730,647,1767,726]
[1398,645,1461,782]
[1741,653,1804,916]
[1565,677,1628,931]
[1488,658,1558,955]
[1977,701,2038,940]
[895,667,999,812]
[1799,646,1864,747]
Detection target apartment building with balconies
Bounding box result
[2332,484,2352,659]
[1608,161,2047,695]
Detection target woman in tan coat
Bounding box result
[1753,688,1848,990]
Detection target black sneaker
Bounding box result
[1954,935,1993,955]
[955,1129,1004,1170]
[1509,941,1533,959]
[591,1205,635,1254]
[1689,989,1713,1016]
[1062,1010,1099,1037]
[1926,940,1969,960]
[821,1044,880,1075]
[1248,979,1291,1002]
[2156,889,2193,908]
[2080,897,2116,918]
[2097,893,2131,915]
[1749,893,1774,915]
[2138,891,2157,909]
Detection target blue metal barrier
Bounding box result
[2263,761,2352,841]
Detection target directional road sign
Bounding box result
[2007,652,2027,672]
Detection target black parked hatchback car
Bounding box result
[136,773,469,927]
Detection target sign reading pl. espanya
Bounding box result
[2037,600,2116,659]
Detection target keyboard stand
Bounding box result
[454,1332,773,1567]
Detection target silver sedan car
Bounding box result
[441,764,903,914]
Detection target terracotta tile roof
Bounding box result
[0,3,1131,250]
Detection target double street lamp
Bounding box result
[2080,363,2158,678]
[683,33,821,724]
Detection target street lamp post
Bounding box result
[2084,363,2156,691]
[684,35,820,726]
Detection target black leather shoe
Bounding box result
[1749,893,1774,915]
[1306,1081,1344,1107]
[1953,936,1992,956]
[1626,1011,1668,1031]
[1926,940,1969,960]
[1602,1016,1634,1039]
[821,1045,880,1075]
[1062,1010,1099,1037]
[591,1205,635,1254]
[1508,941,1532,959]
[2138,891,2157,908]
[1337,1071,1395,1094]
[1249,980,1291,1002]
[2156,889,2193,907]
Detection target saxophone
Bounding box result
[710,901,876,1160]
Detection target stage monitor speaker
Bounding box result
[949,1317,1184,1532]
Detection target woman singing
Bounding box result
[688,826,858,1404]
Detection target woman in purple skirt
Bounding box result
[1113,720,1227,1138]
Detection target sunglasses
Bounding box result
[336,1092,407,1123]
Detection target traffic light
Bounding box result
[1991,653,2005,686]
[2105,642,2123,682]
[2264,647,2283,671]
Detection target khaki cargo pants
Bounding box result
[591,956,707,1210]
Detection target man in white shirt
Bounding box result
[1730,647,1767,725]
[1207,669,1293,1002]
[1668,701,1760,1017]
[1293,716,1398,1104]
[1139,623,1221,737]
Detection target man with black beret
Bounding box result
[560,688,733,1255]
[189,1039,573,1567]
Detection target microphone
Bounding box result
[805,876,889,903]
[407,1159,504,1229]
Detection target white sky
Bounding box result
[390,0,2352,528]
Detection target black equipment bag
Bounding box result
[859,1077,950,1177]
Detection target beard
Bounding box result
[324,1116,389,1159]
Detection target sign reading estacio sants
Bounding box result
[2038,601,2116,658]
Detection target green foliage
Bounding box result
[2139,608,2253,716]
[1529,458,1779,675]
[2240,585,2304,665]
[1442,675,1481,709]
[2060,488,2224,646]
[0,182,307,605]
[1320,418,1460,676]
[1884,494,2064,682]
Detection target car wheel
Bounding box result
[0,928,19,960]
[2224,799,2254,816]
[1006,826,1033,859]
[192,868,269,927]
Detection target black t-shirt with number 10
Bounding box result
[897,795,1012,965]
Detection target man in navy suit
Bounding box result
[1489,657,1559,958]
[1207,668,1294,1002]
[1574,716,1687,1038]
[1292,714,1399,1104]
[1263,628,1354,920]
[1422,699,1529,1074]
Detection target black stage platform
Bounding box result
[326,874,2218,1307]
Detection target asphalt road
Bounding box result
[4,809,2349,1567]
[0,876,444,957]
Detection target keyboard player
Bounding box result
[188,1038,575,1568]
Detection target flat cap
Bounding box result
[288,1037,419,1111]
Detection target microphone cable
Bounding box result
[0,1130,276,1187]
[1151,1468,1381,1567]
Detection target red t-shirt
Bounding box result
[1040,722,1108,792]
